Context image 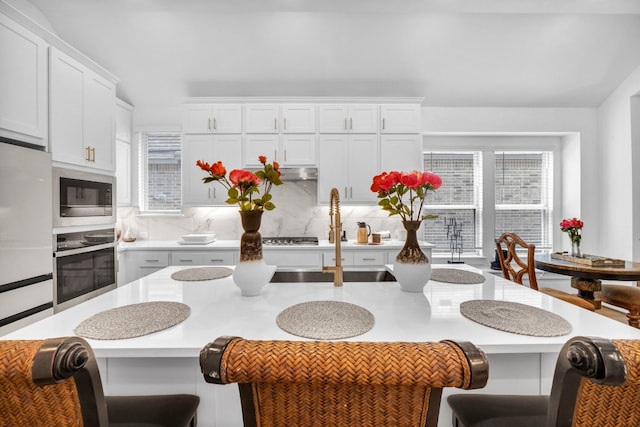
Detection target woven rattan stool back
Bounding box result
[201,336,488,427]
[568,339,640,427]
[0,337,108,427]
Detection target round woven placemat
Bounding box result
[460,300,572,337]
[276,301,375,340]
[170,266,233,281]
[431,269,486,284]
[74,301,191,340]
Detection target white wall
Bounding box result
[421,107,600,254]
[597,64,640,260]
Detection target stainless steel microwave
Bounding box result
[53,167,116,227]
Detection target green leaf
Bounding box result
[228,187,239,199]
[264,201,275,210]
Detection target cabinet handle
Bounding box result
[210,258,224,262]
[85,146,91,162]
[145,259,159,262]
[284,149,287,162]
[350,187,353,198]
[382,117,385,130]
[214,187,217,198]
[208,188,211,199]
[91,147,96,163]
[179,259,193,263]
[208,118,212,130]
[344,118,348,130]
[213,117,217,130]
[350,117,353,130]
[362,258,376,261]
[344,187,348,198]
[274,117,277,131]
[284,117,287,130]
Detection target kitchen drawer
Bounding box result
[202,252,236,265]
[263,250,322,269]
[322,252,354,267]
[353,251,384,266]
[136,251,169,268]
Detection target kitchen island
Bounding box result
[5,264,640,427]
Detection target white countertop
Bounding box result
[118,239,434,251]
[5,264,639,358]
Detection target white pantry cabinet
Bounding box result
[317,134,378,204]
[380,104,421,134]
[182,134,242,205]
[318,104,377,134]
[183,104,242,134]
[0,13,48,145]
[50,47,116,171]
[115,99,133,206]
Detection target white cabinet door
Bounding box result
[245,104,279,133]
[183,134,242,205]
[347,134,379,202]
[282,134,315,166]
[0,14,47,144]
[318,104,377,134]
[183,104,242,134]
[380,104,421,134]
[85,73,116,171]
[244,134,278,166]
[183,104,213,134]
[318,135,348,204]
[50,48,85,165]
[348,104,378,133]
[50,47,116,171]
[380,135,422,172]
[115,100,133,143]
[116,139,131,205]
[282,104,315,133]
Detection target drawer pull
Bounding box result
[145,259,159,262]
[210,259,224,262]
[362,258,376,261]
[179,259,193,262]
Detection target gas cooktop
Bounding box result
[262,237,319,246]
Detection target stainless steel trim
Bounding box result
[54,241,116,258]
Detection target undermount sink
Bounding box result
[269,270,397,283]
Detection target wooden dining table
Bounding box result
[535,253,640,309]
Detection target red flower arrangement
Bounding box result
[371,170,442,221]
[560,217,583,244]
[196,156,283,211]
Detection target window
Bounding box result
[423,152,483,256]
[138,131,182,212]
[495,152,553,250]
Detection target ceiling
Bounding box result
[15,0,640,125]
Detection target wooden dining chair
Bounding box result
[495,232,595,311]
[448,335,638,427]
[0,337,199,427]
[200,336,489,427]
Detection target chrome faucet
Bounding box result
[323,188,343,286]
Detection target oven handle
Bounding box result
[54,242,116,257]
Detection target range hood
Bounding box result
[277,167,318,181]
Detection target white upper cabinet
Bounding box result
[281,104,315,133]
[115,99,133,143]
[245,104,280,133]
[0,13,48,145]
[318,104,377,133]
[50,47,116,171]
[380,104,421,134]
[244,134,279,166]
[183,104,242,134]
[246,104,315,134]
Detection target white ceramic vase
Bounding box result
[232,260,276,296]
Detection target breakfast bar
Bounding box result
[5,264,640,427]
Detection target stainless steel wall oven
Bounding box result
[53,167,116,227]
[53,227,117,312]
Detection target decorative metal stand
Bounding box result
[445,217,464,264]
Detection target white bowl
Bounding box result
[181,233,216,243]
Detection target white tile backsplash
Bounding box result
[117,181,410,241]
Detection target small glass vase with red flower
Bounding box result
[560,217,584,258]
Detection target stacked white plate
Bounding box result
[178,233,217,245]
